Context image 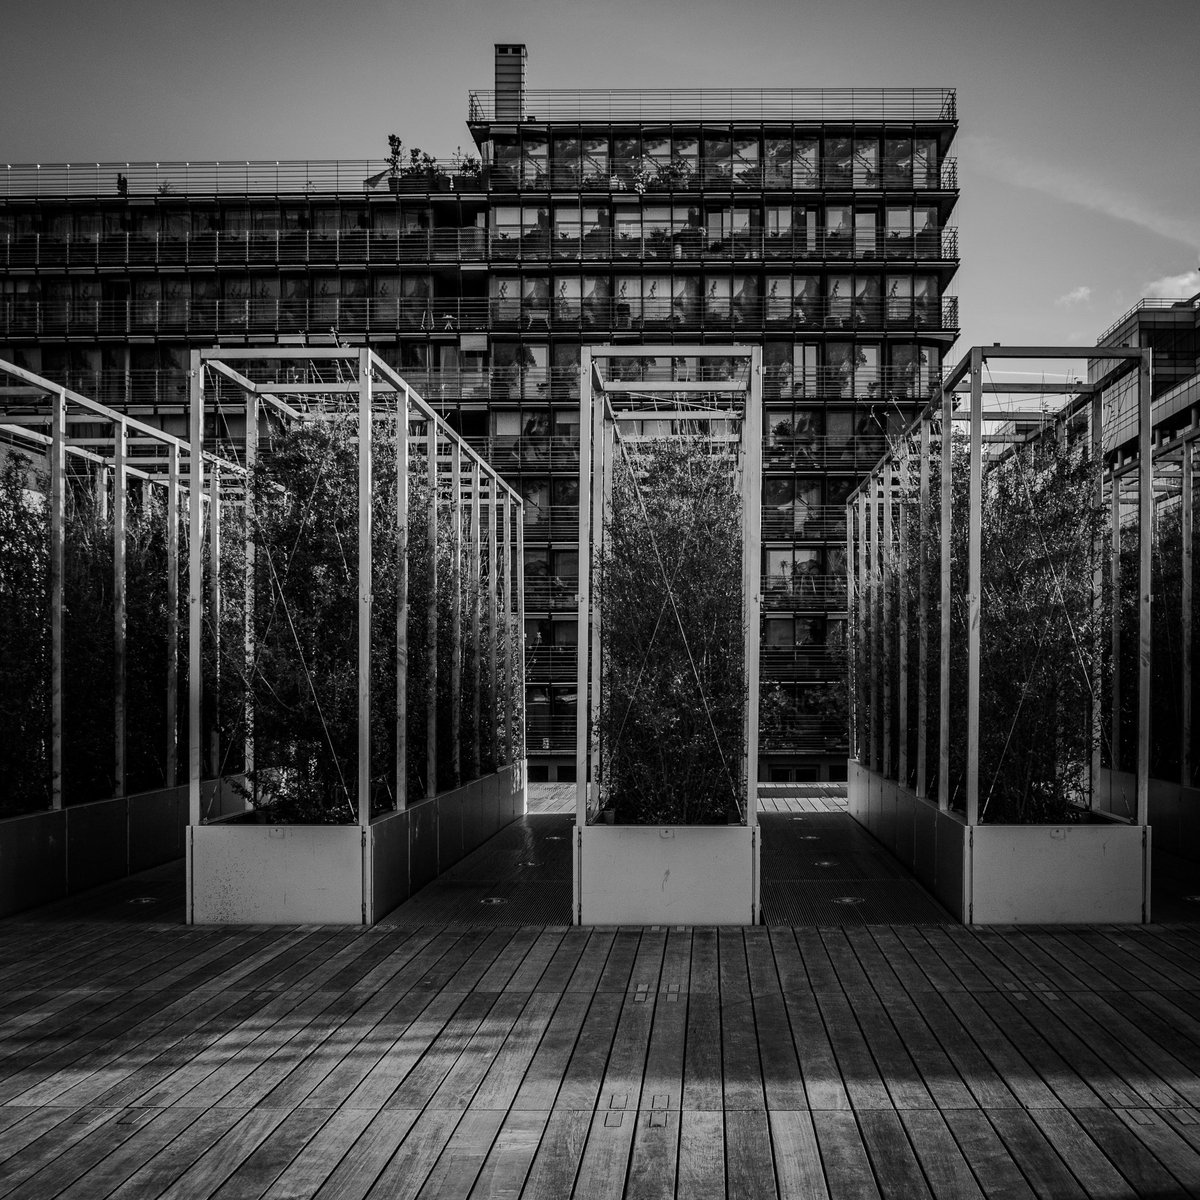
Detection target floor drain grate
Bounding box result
[127,897,158,905]
[833,896,866,906]
[481,897,507,906]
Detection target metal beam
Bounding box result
[576,350,594,841]
[357,349,373,834]
[450,442,462,787]
[396,386,410,810]
[426,419,438,800]
[49,389,65,811]
[166,441,179,788]
[113,421,127,798]
[966,348,983,826]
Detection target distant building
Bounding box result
[0,44,960,782]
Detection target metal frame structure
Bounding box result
[845,345,1152,923]
[0,357,222,808]
[574,345,762,923]
[187,347,524,923]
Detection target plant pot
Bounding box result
[602,808,616,825]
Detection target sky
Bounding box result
[3,0,1198,365]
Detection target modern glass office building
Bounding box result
[0,44,960,781]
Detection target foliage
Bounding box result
[598,437,746,824]
[0,451,50,814]
[238,415,506,823]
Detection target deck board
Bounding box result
[2,800,1200,1198]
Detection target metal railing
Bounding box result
[760,645,846,680]
[761,506,848,540]
[522,508,580,542]
[468,87,957,123]
[762,575,849,611]
[0,160,484,199]
[525,644,578,681]
[0,225,958,269]
[490,158,957,192]
[526,716,576,753]
[1096,295,1200,346]
[523,575,579,609]
[0,296,959,339]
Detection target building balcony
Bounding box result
[526,715,575,754]
[761,505,847,541]
[0,225,959,269]
[762,575,848,613]
[522,574,578,610]
[760,719,848,756]
[523,507,580,543]
[467,87,957,124]
[0,296,959,340]
[524,644,577,682]
[760,645,845,682]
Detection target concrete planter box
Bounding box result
[0,779,215,919]
[577,824,758,925]
[188,762,525,925]
[849,760,1149,924]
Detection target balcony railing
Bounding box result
[526,715,576,754]
[0,225,958,269]
[763,575,849,612]
[760,645,845,681]
[522,508,580,542]
[760,720,848,754]
[489,158,957,193]
[525,644,578,682]
[468,88,957,123]
[523,575,579,609]
[0,296,959,339]
[761,506,848,540]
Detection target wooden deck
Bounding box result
[2,800,1200,1197]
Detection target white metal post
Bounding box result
[1136,350,1152,831]
[881,461,893,779]
[846,499,857,762]
[187,354,204,922]
[396,387,409,809]
[516,491,527,774]
[1111,477,1122,772]
[575,350,593,829]
[207,463,221,780]
[166,441,179,788]
[244,394,257,790]
[938,384,952,811]
[49,388,65,810]
[1182,437,1194,787]
[470,460,482,782]
[503,492,514,765]
[357,350,373,831]
[857,490,868,765]
[897,452,909,786]
[426,419,438,798]
[113,420,127,796]
[744,347,763,825]
[488,475,499,773]
[966,348,983,826]
[451,443,462,785]
[916,415,930,798]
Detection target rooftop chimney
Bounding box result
[494,44,527,122]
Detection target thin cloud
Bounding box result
[1055,285,1092,308]
[964,135,1200,250]
[1143,267,1200,298]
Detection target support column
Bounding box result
[166,441,179,788]
[1111,474,1122,772]
[966,348,983,826]
[516,487,527,770]
[488,475,499,772]
[916,415,930,799]
[857,490,868,765]
[938,387,952,811]
[897,454,909,786]
[113,420,127,797]
[881,461,893,779]
[846,497,857,761]
[207,463,221,780]
[1183,438,1194,787]
[49,388,65,810]
[187,355,204,923]
[470,461,482,782]
[357,351,373,831]
[576,351,594,832]
[450,443,462,786]
[396,388,409,809]
[426,419,438,800]
[502,492,514,765]
[743,347,763,822]
[244,394,257,789]
[1136,350,1152,830]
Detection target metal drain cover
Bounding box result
[833,896,866,906]
[1181,895,1200,903]
[127,897,158,905]
[814,859,838,868]
[481,897,507,906]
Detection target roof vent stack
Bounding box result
[495,44,527,122]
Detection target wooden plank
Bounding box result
[520,1108,590,1200]
[812,987,892,1110]
[689,928,720,994]
[414,1108,506,1200]
[503,930,566,993]
[260,1109,376,1199]
[597,988,656,1114]
[839,990,935,1111]
[595,929,641,992]
[677,1110,726,1200]
[510,991,593,1111]
[778,985,851,1112]
[682,992,725,1112]
[1071,1106,1195,1198]
[207,1109,331,1200]
[744,927,782,994]
[47,1109,199,1200]
[469,991,561,1111]
[1025,1108,1143,1199]
[553,991,624,1111]
[532,932,588,992]
[985,1108,1088,1200]
[938,1109,1037,1200]
[857,1109,934,1200]
[426,992,529,1110]
[465,1109,550,1200]
[102,1107,246,1199]
[898,1109,985,1200]
[565,931,616,993]
[811,1110,882,1199]
[752,989,808,1111]
[624,1109,680,1200]
[769,1110,830,1200]
[726,1109,779,1199]
[640,972,689,1112]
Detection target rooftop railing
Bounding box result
[1096,295,1200,346]
[468,88,957,123]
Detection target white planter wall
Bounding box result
[849,760,1149,925]
[577,824,757,925]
